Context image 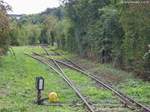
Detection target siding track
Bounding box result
[25,46,150,112]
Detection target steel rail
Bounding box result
[41,48,96,112]
[52,58,150,112]
[51,57,95,112]
[25,53,95,112]
[54,51,84,70]
[41,46,49,56]
[40,46,83,70]
[33,51,150,112]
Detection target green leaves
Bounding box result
[0,1,10,54]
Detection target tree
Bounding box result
[40,16,57,45]
[9,15,42,46]
[120,3,150,68]
[0,0,11,54]
[62,0,110,56]
[55,19,76,50]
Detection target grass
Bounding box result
[61,68,134,111]
[64,69,119,104]
[0,46,149,112]
[48,48,150,107]
[117,79,150,105]
[0,47,85,112]
[75,59,150,106]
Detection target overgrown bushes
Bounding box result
[0,1,10,54]
[54,0,150,79]
[9,0,150,79]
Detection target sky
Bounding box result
[4,0,61,14]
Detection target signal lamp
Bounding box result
[36,77,44,105]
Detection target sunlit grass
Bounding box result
[0,46,85,112]
[2,46,149,112]
[49,48,150,107]
[64,69,118,104]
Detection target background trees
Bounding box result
[60,0,124,63]
[7,0,149,79]
[0,0,11,54]
[9,8,61,46]
[40,16,57,45]
[120,3,150,79]
[10,16,41,46]
[56,0,149,79]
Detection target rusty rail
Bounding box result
[25,53,95,112]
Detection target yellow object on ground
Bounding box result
[48,92,59,103]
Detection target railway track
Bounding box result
[25,53,96,112]
[28,52,130,112]
[38,46,150,112]
[47,58,150,111]
[25,46,150,112]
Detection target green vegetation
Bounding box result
[0,0,150,111]
[9,8,62,46]
[64,69,114,102]
[0,47,86,112]
[9,16,42,45]
[0,46,149,111]
[79,58,150,106]
[0,1,11,54]
[0,0,149,79]
[47,49,150,107]
[56,0,150,79]
[118,79,150,105]
[5,0,150,79]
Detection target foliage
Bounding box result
[0,47,85,112]
[8,0,150,79]
[9,7,63,46]
[0,0,10,54]
[120,3,150,65]
[57,0,124,63]
[49,48,150,106]
[41,7,64,20]
[40,16,57,45]
[53,0,150,79]
[9,16,42,45]
[55,19,76,51]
